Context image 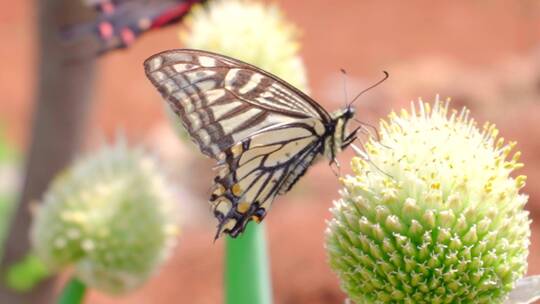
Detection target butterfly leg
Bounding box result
[329,158,341,177]
[342,126,361,149]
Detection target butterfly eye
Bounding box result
[346,107,355,118]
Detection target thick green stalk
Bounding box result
[58,277,86,304]
[225,223,272,304]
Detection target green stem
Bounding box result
[58,277,86,304]
[225,223,272,304]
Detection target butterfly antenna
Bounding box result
[348,71,389,107]
[340,68,349,109]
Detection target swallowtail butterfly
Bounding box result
[144,49,365,239]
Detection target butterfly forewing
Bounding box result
[144,49,331,158]
[144,49,335,238]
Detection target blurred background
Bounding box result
[1,0,540,303]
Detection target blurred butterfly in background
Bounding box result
[144,49,386,239]
[61,0,206,57]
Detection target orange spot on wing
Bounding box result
[232,183,242,196]
[237,202,250,214]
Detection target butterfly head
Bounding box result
[343,106,355,120]
[330,70,388,155]
[339,107,358,148]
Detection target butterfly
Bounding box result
[144,49,376,239]
[61,0,205,57]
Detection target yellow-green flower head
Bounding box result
[326,99,530,303]
[180,0,308,92]
[31,142,179,294]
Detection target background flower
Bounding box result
[180,0,308,92]
[326,99,530,303]
[31,142,179,294]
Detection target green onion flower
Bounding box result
[180,0,308,92]
[326,99,534,303]
[31,142,179,294]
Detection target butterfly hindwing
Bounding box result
[210,120,325,238]
[144,49,331,159]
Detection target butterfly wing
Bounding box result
[144,49,331,159]
[144,49,332,238]
[211,119,325,238]
[61,0,202,58]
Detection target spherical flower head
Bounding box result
[326,99,530,303]
[180,0,308,92]
[31,142,179,294]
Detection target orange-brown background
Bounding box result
[2,1,539,303]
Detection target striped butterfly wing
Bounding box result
[212,119,326,238]
[144,49,332,238]
[144,49,331,159]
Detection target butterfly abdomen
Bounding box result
[277,143,322,195]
